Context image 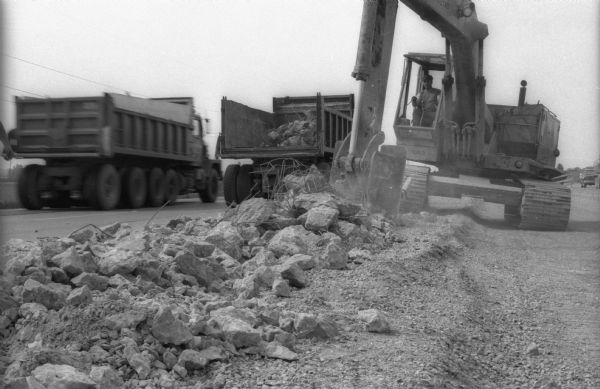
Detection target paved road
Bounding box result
[0,197,228,245]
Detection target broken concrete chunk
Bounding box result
[267,225,314,257]
[107,274,132,288]
[22,279,69,310]
[233,198,278,225]
[272,278,291,297]
[174,251,226,287]
[293,192,362,217]
[238,225,261,243]
[253,266,275,289]
[55,246,98,277]
[204,222,244,260]
[196,345,228,362]
[178,349,209,370]
[69,226,102,244]
[48,267,70,284]
[18,302,47,319]
[294,313,339,339]
[320,242,348,270]
[526,342,540,356]
[105,310,147,330]
[207,315,262,348]
[233,275,259,300]
[66,285,93,306]
[304,205,339,232]
[260,214,300,231]
[279,262,307,288]
[162,351,178,370]
[183,240,216,258]
[71,272,109,291]
[337,220,360,238]
[128,351,153,379]
[29,364,96,388]
[264,341,299,361]
[210,306,260,327]
[358,309,391,333]
[115,233,149,252]
[0,289,18,313]
[21,267,51,284]
[151,306,193,345]
[284,253,315,271]
[97,249,138,276]
[89,365,123,389]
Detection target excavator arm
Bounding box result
[331,0,488,214]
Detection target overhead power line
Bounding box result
[2,84,47,98]
[3,53,149,98]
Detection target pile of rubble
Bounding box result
[0,170,400,389]
[262,113,317,148]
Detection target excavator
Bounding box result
[331,0,571,231]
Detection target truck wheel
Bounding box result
[223,164,240,206]
[147,167,166,207]
[94,164,121,210]
[164,169,180,205]
[199,168,219,203]
[17,164,45,210]
[236,164,254,203]
[122,167,147,209]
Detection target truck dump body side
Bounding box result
[219,94,354,160]
[13,94,201,164]
[15,96,106,155]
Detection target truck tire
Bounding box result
[147,167,166,207]
[94,164,121,210]
[223,164,240,206]
[17,164,45,210]
[199,168,219,203]
[236,164,254,203]
[122,167,147,209]
[164,169,180,205]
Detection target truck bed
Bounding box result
[11,93,200,163]
[218,94,354,160]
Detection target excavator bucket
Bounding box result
[330,131,406,215]
[366,144,407,213]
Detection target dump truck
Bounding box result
[7,93,221,210]
[216,93,355,205]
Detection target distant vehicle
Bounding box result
[579,168,599,188]
[6,93,221,210]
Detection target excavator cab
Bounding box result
[394,53,447,164]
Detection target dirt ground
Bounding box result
[204,187,599,388]
[1,186,598,388]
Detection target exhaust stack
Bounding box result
[518,80,527,107]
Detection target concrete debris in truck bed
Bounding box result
[262,113,317,148]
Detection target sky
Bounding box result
[1,0,598,169]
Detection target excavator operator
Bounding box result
[411,74,440,127]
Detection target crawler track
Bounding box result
[518,180,571,231]
[399,165,430,213]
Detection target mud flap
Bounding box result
[366,144,407,214]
